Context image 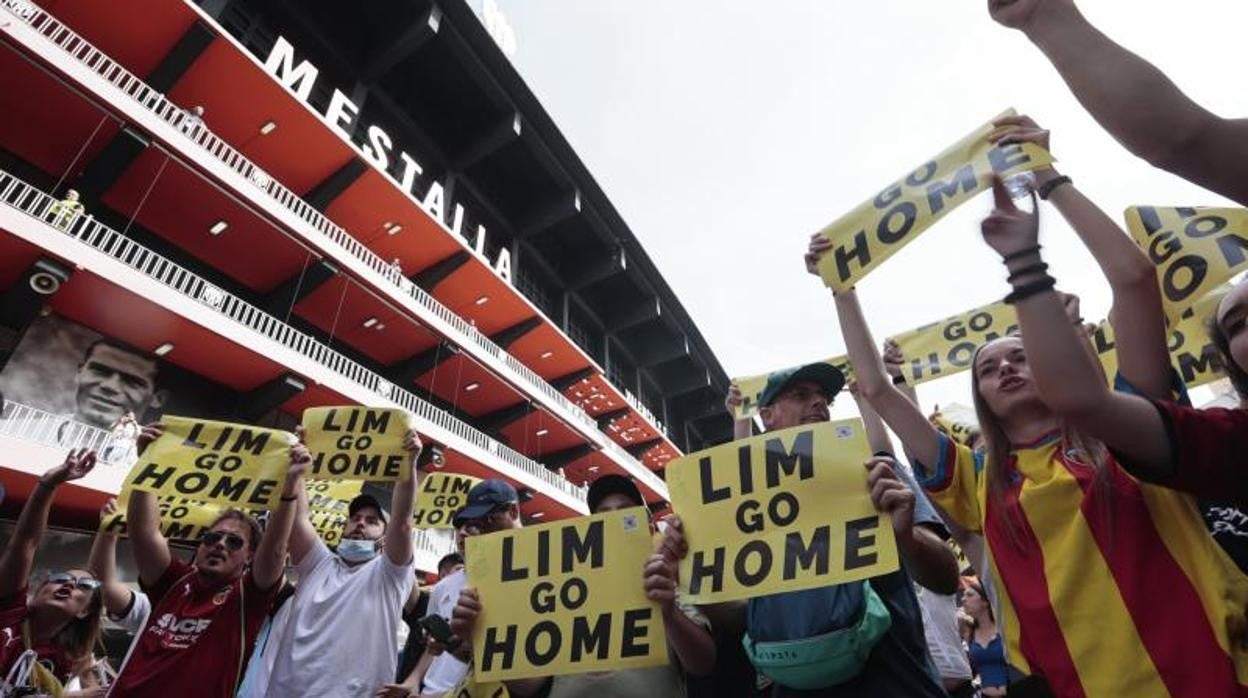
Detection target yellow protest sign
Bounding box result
[731,356,852,420]
[305,478,363,515]
[122,416,295,510]
[414,472,481,529]
[1093,285,1230,390]
[309,508,348,547]
[441,672,509,698]
[466,507,667,682]
[816,109,1054,290]
[666,420,897,604]
[101,492,224,542]
[928,403,981,448]
[892,301,1018,385]
[302,406,414,481]
[1125,207,1248,320]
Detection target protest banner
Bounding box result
[891,301,1018,385]
[305,478,363,515]
[309,508,349,547]
[1125,207,1248,320]
[302,406,414,481]
[929,403,981,447]
[731,356,852,420]
[1093,285,1229,390]
[666,420,897,604]
[443,672,509,698]
[466,507,667,682]
[815,109,1054,290]
[122,416,295,510]
[414,472,481,528]
[100,492,224,542]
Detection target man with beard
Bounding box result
[259,430,424,697]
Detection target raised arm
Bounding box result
[251,442,309,590]
[0,450,96,597]
[978,177,1171,474]
[725,384,754,440]
[128,424,172,587]
[847,380,894,456]
[803,236,943,468]
[384,429,423,567]
[990,0,1248,205]
[994,115,1171,397]
[87,498,133,616]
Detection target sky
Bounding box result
[492,1,1248,420]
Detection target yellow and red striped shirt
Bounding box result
[918,431,1248,697]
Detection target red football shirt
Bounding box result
[109,558,277,697]
[0,588,74,683]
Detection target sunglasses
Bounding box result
[45,572,101,592]
[200,530,247,552]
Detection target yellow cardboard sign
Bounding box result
[892,301,1018,385]
[441,672,509,698]
[123,416,295,510]
[305,478,363,515]
[666,421,897,604]
[302,406,413,481]
[731,356,852,420]
[101,492,224,542]
[466,507,668,682]
[1125,207,1248,320]
[928,403,981,448]
[816,109,1054,290]
[310,508,348,547]
[415,472,481,529]
[1093,285,1230,389]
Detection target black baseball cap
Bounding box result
[586,474,644,513]
[452,479,519,526]
[759,363,846,407]
[348,493,388,524]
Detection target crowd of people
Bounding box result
[5,0,1248,696]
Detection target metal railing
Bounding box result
[1,0,673,493]
[0,401,119,458]
[0,169,588,502]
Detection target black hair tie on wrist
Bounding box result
[1038,175,1072,200]
[1007,262,1049,284]
[891,374,907,386]
[1004,276,1057,305]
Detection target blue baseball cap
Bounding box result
[759,363,846,407]
[453,479,518,525]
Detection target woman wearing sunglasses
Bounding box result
[0,449,103,695]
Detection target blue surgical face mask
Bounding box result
[337,538,378,563]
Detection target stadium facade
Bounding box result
[0,0,731,570]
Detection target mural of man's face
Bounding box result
[74,344,163,428]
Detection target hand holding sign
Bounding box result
[136,423,163,457]
[865,456,916,537]
[301,407,415,482]
[642,553,679,618]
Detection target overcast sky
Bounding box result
[495,1,1248,419]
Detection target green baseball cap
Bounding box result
[759,363,846,407]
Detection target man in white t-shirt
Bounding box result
[260,430,424,698]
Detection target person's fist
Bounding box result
[865,455,916,537]
[643,553,678,617]
[882,339,905,378]
[805,233,833,276]
[136,423,163,456]
[724,384,744,413]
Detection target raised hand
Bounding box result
[136,423,163,456]
[43,449,97,486]
[805,233,833,276]
[724,383,744,413]
[865,455,915,537]
[991,113,1051,153]
[986,0,1057,30]
[643,553,678,617]
[882,339,905,378]
[980,176,1040,260]
[100,497,118,521]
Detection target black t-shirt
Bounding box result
[397,590,431,682]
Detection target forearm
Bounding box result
[386,471,419,566]
[254,494,299,590]
[1015,287,1110,412]
[898,526,959,595]
[833,291,890,397]
[88,532,132,614]
[853,394,894,456]
[732,418,753,440]
[1024,4,1213,167]
[1045,179,1154,287]
[0,480,56,595]
[664,610,716,676]
[126,490,171,586]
